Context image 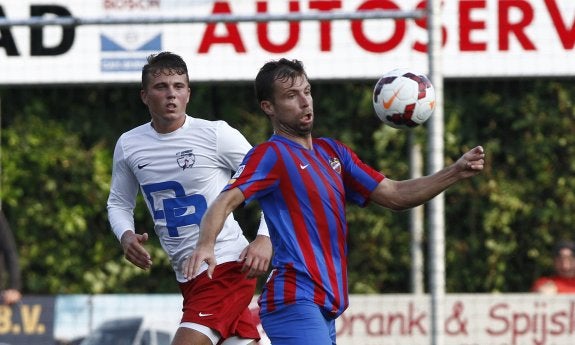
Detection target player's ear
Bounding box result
[260,100,273,117]
[140,89,148,105]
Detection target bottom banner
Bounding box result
[1,293,574,345]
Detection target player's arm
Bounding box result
[183,187,246,280]
[107,140,152,270]
[370,146,485,210]
[239,213,272,278]
[215,122,273,277]
[108,203,152,270]
[108,205,152,270]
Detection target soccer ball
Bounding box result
[372,68,436,129]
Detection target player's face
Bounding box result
[555,248,575,278]
[262,74,313,138]
[141,68,191,133]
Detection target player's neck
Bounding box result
[276,132,313,150]
[151,114,186,134]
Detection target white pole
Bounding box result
[409,135,424,294]
[427,0,445,344]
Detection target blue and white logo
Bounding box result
[100,32,162,72]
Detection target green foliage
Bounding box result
[2,115,110,292]
[0,113,175,294]
[444,79,575,292]
[1,78,574,296]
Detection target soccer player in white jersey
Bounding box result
[107,52,272,345]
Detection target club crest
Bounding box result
[176,149,196,170]
[329,157,342,174]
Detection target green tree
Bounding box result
[1,114,175,293]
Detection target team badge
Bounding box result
[329,157,342,174]
[232,165,245,179]
[227,165,245,185]
[176,149,196,170]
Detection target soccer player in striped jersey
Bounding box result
[107,52,272,345]
[185,58,485,345]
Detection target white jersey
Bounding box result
[107,115,264,282]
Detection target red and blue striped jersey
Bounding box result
[225,135,385,318]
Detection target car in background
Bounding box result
[79,317,171,345]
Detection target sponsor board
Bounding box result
[0,0,574,84]
[2,294,574,345]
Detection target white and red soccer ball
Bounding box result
[372,68,436,129]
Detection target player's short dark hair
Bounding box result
[255,58,308,104]
[141,51,189,89]
[553,240,575,257]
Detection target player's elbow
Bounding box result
[371,179,413,211]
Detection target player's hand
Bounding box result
[457,145,485,177]
[120,231,152,270]
[183,244,217,280]
[1,289,22,305]
[239,235,272,279]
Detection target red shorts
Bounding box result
[178,261,260,341]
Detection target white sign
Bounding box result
[1,0,574,85]
[335,294,575,345]
[53,293,575,345]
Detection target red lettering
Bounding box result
[487,303,510,336]
[407,302,426,335]
[549,310,568,335]
[351,0,405,53]
[366,314,386,335]
[510,312,531,345]
[309,0,342,51]
[544,0,575,49]
[459,0,487,51]
[487,301,575,345]
[336,302,427,337]
[256,1,300,53]
[337,312,366,337]
[413,0,447,53]
[189,0,570,61]
[198,1,246,53]
[498,0,536,51]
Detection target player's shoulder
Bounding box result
[188,116,217,127]
[315,137,337,145]
[187,116,230,129]
[119,122,153,141]
[253,140,280,152]
[315,137,349,151]
[187,116,243,136]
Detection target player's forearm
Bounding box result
[197,188,246,247]
[197,208,227,248]
[390,164,460,210]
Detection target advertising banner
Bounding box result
[0,0,574,85]
[0,296,55,345]
[2,293,573,345]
